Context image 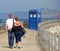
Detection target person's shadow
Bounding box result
[2,46,23,49]
[2,46,9,48]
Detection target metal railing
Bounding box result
[0,23,6,34]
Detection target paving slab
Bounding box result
[0,29,41,51]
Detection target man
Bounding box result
[6,13,14,49]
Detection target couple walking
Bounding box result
[6,13,24,49]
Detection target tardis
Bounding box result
[29,10,41,30]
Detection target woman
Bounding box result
[14,17,24,48]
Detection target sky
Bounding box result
[0,0,60,13]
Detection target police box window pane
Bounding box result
[34,14,36,18]
[30,14,32,18]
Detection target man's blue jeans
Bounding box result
[8,30,14,47]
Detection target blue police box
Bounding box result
[29,9,41,30]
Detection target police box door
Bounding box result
[29,10,38,30]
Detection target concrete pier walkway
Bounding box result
[0,29,41,51]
